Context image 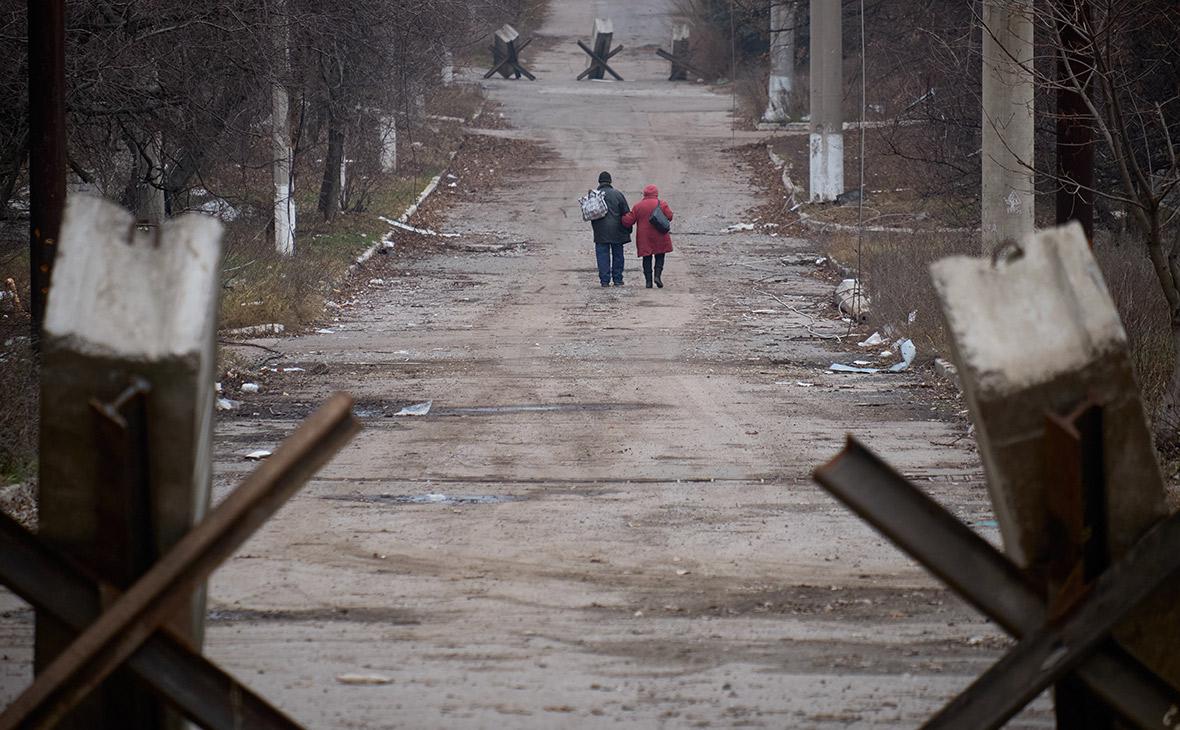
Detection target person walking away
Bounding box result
[622,184,674,288]
[590,171,631,287]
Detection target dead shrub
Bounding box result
[1093,235,1175,430]
[0,337,37,484]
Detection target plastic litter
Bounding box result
[244,450,272,461]
[724,222,756,232]
[316,328,335,334]
[830,338,916,374]
[857,332,884,347]
[395,400,433,416]
[240,383,260,394]
[216,398,240,411]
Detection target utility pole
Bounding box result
[1055,0,1094,243]
[272,0,295,256]
[809,0,843,202]
[28,0,67,342]
[981,0,1035,253]
[764,1,799,123]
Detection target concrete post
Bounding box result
[764,1,799,122]
[670,24,690,81]
[981,0,1035,253]
[37,195,223,728]
[809,0,843,201]
[931,221,1180,688]
[272,0,294,256]
[379,116,397,174]
[442,50,455,86]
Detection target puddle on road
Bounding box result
[323,493,517,506]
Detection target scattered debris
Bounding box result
[395,400,433,416]
[724,222,756,232]
[830,339,916,374]
[368,278,386,286]
[336,674,393,686]
[243,450,272,461]
[858,332,884,347]
[216,398,241,411]
[315,328,336,335]
[240,383,260,394]
[223,323,285,338]
[834,279,870,321]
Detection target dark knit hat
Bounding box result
[598,171,612,185]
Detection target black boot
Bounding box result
[642,256,654,288]
[654,267,663,288]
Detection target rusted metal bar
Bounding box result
[813,437,1180,729]
[577,44,624,81]
[28,0,67,342]
[483,38,535,80]
[90,378,163,729]
[0,511,305,730]
[576,40,624,81]
[1045,401,1114,730]
[924,507,1180,729]
[655,48,707,81]
[0,393,360,730]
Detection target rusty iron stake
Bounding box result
[813,437,1180,729]
[1045,401,1114,729]
[0,511,305,730]
[0,393,360,730]
[89,378,167,729]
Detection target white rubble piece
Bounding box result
[223,323,285,338]
[834,279,869,321]
[931,221,1165,564]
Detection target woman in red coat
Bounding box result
[622,184,674,288]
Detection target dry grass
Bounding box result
[1093,235,1175,425]
[0,337,36,484]
[821,229,977,359]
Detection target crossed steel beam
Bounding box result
[813,437,1180,730]
[654,48,708,81]
[0,393,360,730]
[484,37,536,81]
[577,40,624,81]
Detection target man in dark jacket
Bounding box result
[590,171,631,287]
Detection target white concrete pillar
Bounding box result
[809,0,843,201]
[981,0,1035,253]
[379,117,397,174]
[764,1,798,123]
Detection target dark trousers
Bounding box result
[642,253,666,283]
[595,242,625,284]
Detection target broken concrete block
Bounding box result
[931,222,1165,566]
[932,221,1178,685]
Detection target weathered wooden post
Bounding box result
[36,195,223,729]
[931,221,1180,694]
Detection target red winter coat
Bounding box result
[622,185,673,257]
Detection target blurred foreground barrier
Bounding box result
[815,222,1180,729]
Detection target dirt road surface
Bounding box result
[0,1,1054,727]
